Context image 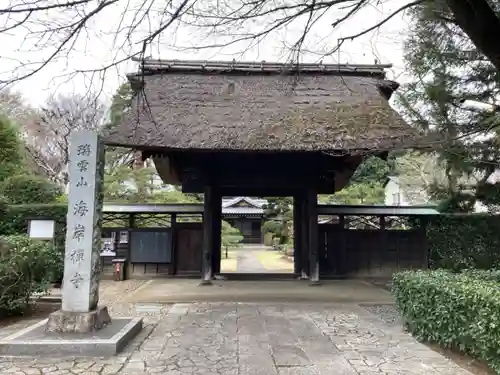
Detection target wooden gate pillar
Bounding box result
[300,191,309,279]
[212,190,222,276]
[293,194,302,276]
[306,187,320,285]
[200,185,215,285]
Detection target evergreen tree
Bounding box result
[327,183,385,205]
[350,156,392,185]
[103,83,198,203]
[262,197,293,244]
[318,156,392,204]
[102,83,156,202]
[0,115,25,183]
[397,2,500,212]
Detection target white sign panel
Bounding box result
[28,220,55,239]
[100,238,116,256]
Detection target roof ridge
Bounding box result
[132,58,391,76]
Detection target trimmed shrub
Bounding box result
[221,220,244,250]
[0,174,62,204]
[0,203,67,236]
[263,232,273,246]
[460,269,500,282]
[0,235,63,315]
[0,204,67,283]
[427,214,500,270]
[393,270,500,373]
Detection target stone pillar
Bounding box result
[46,131,110,333]
[307,188,320,285]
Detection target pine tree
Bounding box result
[397,2,500,212]
[0,115,25,183]
[102,83,158,202]
[263,197,293,245]
[103,83,200,203]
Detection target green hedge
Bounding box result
[0,174,62,205]
[460,269,500,282]
[427,214,500,271]
[0,204,67,282]
[0,203,67,243]
[393,270,500,373]
[0,235,63,315]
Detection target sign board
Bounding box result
[100,238,116,256]
[28,219,55,240]
[130,230,172,263]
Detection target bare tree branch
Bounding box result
[0,0,91,13]
[0,0,499,106]
[337,0,424,42]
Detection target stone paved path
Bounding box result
[0,302,473,374]
[235,247,267,272]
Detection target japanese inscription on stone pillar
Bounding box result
[62,131,105,313]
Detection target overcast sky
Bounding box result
[0,0,410,108]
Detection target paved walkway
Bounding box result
[229,245,293,274]
[235,247,267,272]
[0,281,473,375]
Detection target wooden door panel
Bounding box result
[175,224,203,275]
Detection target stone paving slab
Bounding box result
[0,302,474,374]
[125,279,395,304]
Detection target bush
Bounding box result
[221,221,243,250]
[0,174,62,204]
[393,270,500,373]
[460,269,500,282]
[0,203,67,236]
[0,235,63,315]
[0,204,67,283]
[263,232,273,246]
[0,195,7,216]
[427,215,500,270]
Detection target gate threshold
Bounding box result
[219,273,297,281]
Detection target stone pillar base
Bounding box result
[297,271,309,280]
[45,306,111,333]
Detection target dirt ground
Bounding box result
[0,301,60,329]
[427,344,495,375]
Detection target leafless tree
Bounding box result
[24,93,106,189]
[0,0,499,89]
[0,90,38,127]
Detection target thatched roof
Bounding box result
[102,59,419,153]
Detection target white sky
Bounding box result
[0,0,411,108]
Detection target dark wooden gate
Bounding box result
[175,222,204,276]
[319,223,428,278]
